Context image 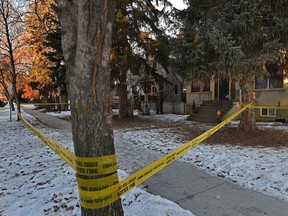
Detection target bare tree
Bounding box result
[0,61,14,110]
[57,1,124,215]
[0,0,27,119]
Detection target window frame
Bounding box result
[255,72,284,90]
[260,108,276,117]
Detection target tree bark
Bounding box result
[57,0,124,215]
[238,74,256,131]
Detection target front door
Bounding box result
[214,79,229,100]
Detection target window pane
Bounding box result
[269,109,275,116]
[267,62,283,89]
[261,108,268,116]
[255,75,268,89]
[269,76,283,88]
[203,79,210,92]
[191,81,200,92]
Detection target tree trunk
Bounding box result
[13,84,21,120]
[0,76,14,111]
[1,0,21,120]
[5,91,14,111]
[9,59,20,120]
[238,74,256,131]
[10,99,14,110]
[59,84,69,111]
[59,94,68,111]
[118,70,127,119]
[57,1,124,215]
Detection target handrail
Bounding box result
[185,92,211,114]
[188,91,212,107]
[214,90,235,123]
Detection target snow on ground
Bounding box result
[2,105,288,216]
[37,109,288,202]
[181,145,288,201]
[0,106,194,216]
[116,114,288,202]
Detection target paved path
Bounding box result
[23,107,71,131]
[23,107,288,216]
[145,162,288,216]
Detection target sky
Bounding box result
[1,105,288,215]
[170,0,187,10]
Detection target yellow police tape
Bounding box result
[21,103,70,106]
[77,103,251,208]
[250,105,288,109]
[18,114,117,176]
[20,103,252,208]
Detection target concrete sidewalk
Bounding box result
[23,107,71,131]
[23,107,288,216]
[145,162,288,216]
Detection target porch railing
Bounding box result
[186,92,212,114]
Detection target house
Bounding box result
[185,77,239,123]
[123,64,186,115]
[115,48,287,120]
[186,62,288,123]
[253,63,288,122]
[161,71,186,114]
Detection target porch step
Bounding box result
[188,100,233,123]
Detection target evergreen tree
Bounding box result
[43,3,68,109]
[27,0,175,114]
[173,0,288,130]
[111,0,173,118]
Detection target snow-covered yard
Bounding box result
[1,105,288,215]
[0,107,194,216]
[115,115,288,202]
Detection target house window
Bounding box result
[255,62,283,89]
[260,108,276,117]
[255,75,268,89]
[147,84,153,96]
[255,75,283,89]
[191,79,210,92]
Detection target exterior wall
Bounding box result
[185,78,240,107]
[186,83,211,106]
[186,92,211,106]
[165,82,183,103]
[139,101,186,114]
[185,74,288,122]
[221,102,288,122]
[163,102,185,114]
[254,108,288,122]
[254,88,288,122]
[221,90,288,122]
[254,89,288,106]
[140,102,157,114]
